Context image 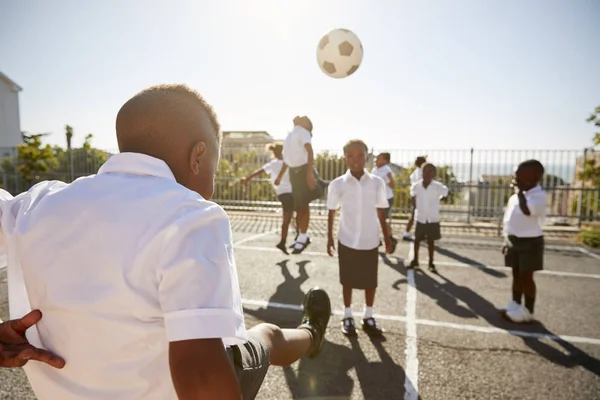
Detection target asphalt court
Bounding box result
[1,228,599,399]
[233,231,600,400]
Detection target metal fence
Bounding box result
[2,146,598,227]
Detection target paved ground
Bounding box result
[1,217,600,399]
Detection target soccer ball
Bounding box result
[316,28,363,79]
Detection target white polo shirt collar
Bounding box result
[343,169,371,183]
[98,152,176,181]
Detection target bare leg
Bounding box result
[413,240,420,262]
[296,207,310,234]
[522,271,536,314]
[343,285,353,308]
[250,324,311,366]
[365,289,376,307]
[512,267,523,304]
[427,238,435,264]
[281,211,293,241]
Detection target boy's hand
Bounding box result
[384,237,393,254]
[406,216,414,233]
[0,310,65,369]
[327,237,336,257]
[274,177,281,186]
[239,177,247,184]
[307,173,316,190]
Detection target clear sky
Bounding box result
[1,0,598,153]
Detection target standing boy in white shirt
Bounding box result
[404,155,428,241]
[371,152,398,253]
[327,140,392,337]
[276,116,323,254]
[241,142,297,254]
[0,84,332,400]
[408,163,449,272]
[501,160,547,324]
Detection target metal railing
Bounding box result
[2,146,598,227]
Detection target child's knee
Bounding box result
[252,323,283,346]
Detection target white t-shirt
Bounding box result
[371,165,395,199]
[283,126,312,168]
[0,153,246,400]
[410,180,449,224]
[327,170,389,250]
[262,158,292,195]
[409,167,423,185]
[503,185,546,237]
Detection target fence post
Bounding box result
[467,147,474,224]
[577,147,588,228]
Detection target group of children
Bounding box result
[0,89,547,400]
[244,116,548,333]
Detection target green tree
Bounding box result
[3,133,59,190]
[573,105,600,220]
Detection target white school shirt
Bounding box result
[327,170,389,250]
[283,125,312,168]
[371,165,395,199]
[503,185,547,237]
[409,167,422,185]
[262,158,292,195]
[0,152,246,400]
[410,180,449,224]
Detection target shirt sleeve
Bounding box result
[326,179,341,210]
[527,190,547,216]
[299,129,312,146]
[261,160,273,175]
[157,203,247,345]
[410,182,418,197]
[439,183,449,198]
[0,189,14,268]
[376,178,389,208]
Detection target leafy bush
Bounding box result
[579,227,600,248]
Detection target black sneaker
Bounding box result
[292,237,311,254]
[297,287,331,358]
[341,317,357,336]
[407,259,419,269]
[362,318,384,337]
[428,262,437,273]
[276,240,289,255]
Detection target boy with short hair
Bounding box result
[408,163,449,272]
[371,152,398,253]
[0,84,332,400]
[501,159,547,323]
[241,142,296,254]
[327,140,392,337]
[276,116,323,254]
[404,155,428,241]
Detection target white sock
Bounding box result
[364,306,373,319]
[297,233,308,243]
[344,307,353,319]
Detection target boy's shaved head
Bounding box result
[116,84,222,199]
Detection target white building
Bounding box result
[0,71,23,158]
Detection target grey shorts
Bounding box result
[227,330,271,400]
[504,235,544,272]
[415,222,442,242]
[382,197,394,219]
[289,164,324,209]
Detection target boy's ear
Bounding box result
[189,141,207,175]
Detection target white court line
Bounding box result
[404,243,419,400]
[241,298,600,346]
[232,229,278,247]
[578,246,600,261]
[234,245,600,280]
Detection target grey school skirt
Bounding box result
[338,242,379,289]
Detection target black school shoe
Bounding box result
[428,262,437,273]
[297,287,331,358]
[341,317,357,336]
[407,259,419,269]
[276,240,289,255]
[362,318,384,337]
[292,237,311,254]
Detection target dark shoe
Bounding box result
[428,262,437,273]
[389,236,398,254]
[292,237,311,254]
[297,287,331,358]
[407,259,419,269]
[276,241,289,255]
[362,318,384,337]
[289,233,300,249]
[341,317,357,336]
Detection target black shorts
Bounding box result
[415,222,441,242]
[504,235,544,272]
[227,330,271,400]
[382,197,394,219]
[289,164,324,210]
[338,242,379,289]
[277,193,294,213]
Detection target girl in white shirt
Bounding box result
[240,142,296,254]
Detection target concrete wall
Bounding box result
[0,80,22,149]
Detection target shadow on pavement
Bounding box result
[382,254,600,377]
[434,245,507,278]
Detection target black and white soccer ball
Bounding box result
[316,28,363,79]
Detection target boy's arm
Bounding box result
[327,210,336,256]
[326,181,340,256]
[240,168,265,183]
[386,172,395,190]
[159,206,246,400]
[274,163,288,186]
[440,184,450,201]
[305,143,315,189]
[170,339,240,400]
[376,179,392,252]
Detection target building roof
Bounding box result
[0,71,22,92]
